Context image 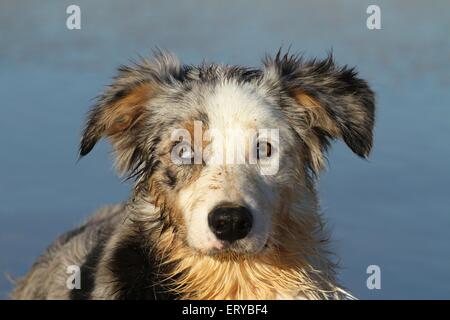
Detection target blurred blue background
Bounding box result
[1,0,449,299]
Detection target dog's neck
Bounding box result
[158,233,340,299]
[134,204,347,300]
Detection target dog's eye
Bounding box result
[179,146,193,160]
[257,142,272,160]
[171,141,195,164]
[176,142,194,161]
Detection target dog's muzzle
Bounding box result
[208,204,253,243]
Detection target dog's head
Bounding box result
[80,51,374,256]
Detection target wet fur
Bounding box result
[11,50,374,300]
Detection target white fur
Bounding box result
[177,81,295,254]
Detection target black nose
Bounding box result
[208,205,253,243]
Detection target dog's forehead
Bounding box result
[203,81,275,129]
[162,80,282,131]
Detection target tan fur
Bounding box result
[150,209,342,299]
[104,83,155,136]
[293,91,342,173]
[294,91,340,136]
[96,83,157,174]
[141,166,345,299]
[129,125,348,300]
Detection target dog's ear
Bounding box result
[263,52,375,173]
[80,52,186,175]
[80,82,155,158]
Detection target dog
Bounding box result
[11,50,375,300]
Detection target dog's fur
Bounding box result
[11,51,375,300]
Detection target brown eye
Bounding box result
[257,142,272,160]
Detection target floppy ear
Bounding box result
[79,52,186,175]
[80,82,155,158]
[80,80,157,175]
[264,52,375,173]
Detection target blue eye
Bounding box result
[179,147,193,160]
[176,142,194,161]
[257,142,272,160]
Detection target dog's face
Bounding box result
[80,52,374,256]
